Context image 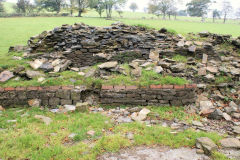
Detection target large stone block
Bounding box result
[56,90,70,99]
[49,98,60,106]
[71,90,81,101]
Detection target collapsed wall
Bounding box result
[27,22,238,68]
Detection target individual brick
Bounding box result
[56,90,71,99]
[4,87,15,91]
[185,84,197,89]
[174,85,185,90]
[101,85,114,90]
[150,85,162,89]
[27,86,39,91]
[126,86,138,90]
[60,99,73,105]
[162,85,174,89]
[114,85,126,91]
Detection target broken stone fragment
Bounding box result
[131,67,142,77]
[199,101,215,115]
[76,102,89,112]
[177,40,185,47]
[0,70,14,82]
[64,105,76,112]
[26,70,45,79]
[28,99,41,107]
[34,115,52,125]
[196,137,217,155]
[202,54,208,64]
[220,138,240,149]
[131,108,150,122]
[149,50,159,61]
[170,63,185,73]
[30,59,45,70]
[98,61,118,69]
[188,45,197,52]
[153,66,163,74]
[39,62,54,72]
[206,66,218,74]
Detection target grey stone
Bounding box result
[209,109,223,120]
[199,101,215,115]
[28,99,41,107]
[220,138,240,149]
[76,102,89,112]
[222,113,231,121]
[0,71,14,82]
[149,50,159,61]
[232,126,240,134]
[64,105,76,112]
[196,137,217,155]
[39,62,54,72]
[26,70,44,79]
[170,63,185,73]
[98,61,118,69]
[34,115,52,125]
[154,66,163,74]
[188,45,197,52]
[192,121,204,127]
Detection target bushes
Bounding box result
[0,12,70,17]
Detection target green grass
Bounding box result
[215,76,232,84]
[0,107,225,160]
[172,54,188,63]
[150,106,201,123]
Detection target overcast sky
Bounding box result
[6,0,240,12]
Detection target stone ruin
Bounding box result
[1,22,240,120]
[27,22,240,68]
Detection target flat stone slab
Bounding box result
[98,146,210,160]
[0,71,14,82]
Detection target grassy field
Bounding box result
[0,106,228,160]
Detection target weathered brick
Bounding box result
[150,85,162,89]
[56,90,71,99]
[185,84,197,89]
[162,85,173,89]
[27,86,39,91]
[126,86,138,90]
[174,85,185,90]
[101,85,114,90]
[0,87,4,92]
[114,85,126,90]
[71,90,81,101]
[4,87,15,91]
[62,86,74,90]
[16,87,26,91]
[49,86,61,91]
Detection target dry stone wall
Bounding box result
[0,84,197,107]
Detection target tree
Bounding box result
[36,0,64,14]
[178,10,187,16]
[103,0,126,18]
[15,0,35,14]
[148,0,174,19]
[212,9,220,22]
[129,2,137,12]
[69,0,76,16]
[222,0,232,23]
[0,0,4,13]
[187,0,211,21]
[89,0,105,17]
[167,6,177,20]
[76,0,88,17]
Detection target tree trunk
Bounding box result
[163,13,166,20]
[78,10,82,17]
[224,14,227,23]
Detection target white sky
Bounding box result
[126,0,240,11]
[7,0,240,12]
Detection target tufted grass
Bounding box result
[0,107,225,160]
